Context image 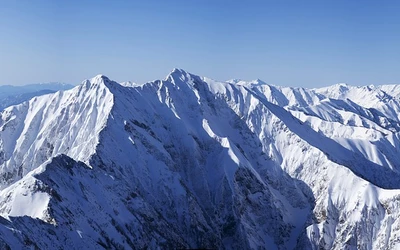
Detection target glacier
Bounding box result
[0,69,399,249]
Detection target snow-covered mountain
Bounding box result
[0,83,74,110]
[0,69,399,249]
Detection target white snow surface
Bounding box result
[0,82,74,111]
[0,68,399,249]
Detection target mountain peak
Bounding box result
[165,68,191,80]
[80,74,118,91]
[164,68,199,87]
[170,68,186,74]
[91,74,111,84]
[93,74,110,80]
[226,78,267,86]
[2,71,400,249]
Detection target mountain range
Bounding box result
[0,83,74,110]
[0,69,399,249]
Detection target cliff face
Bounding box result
[0,70,399,249]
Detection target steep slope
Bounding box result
[315,83,400,122]
[0,76,112,188]
[0,83,74,111]
[0,70,399,249]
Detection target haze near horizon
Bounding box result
[0,0,399,87]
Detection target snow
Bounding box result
[0,161,50,220]
[0,69,399,249]
[76,230,83,239]
[0,83,74,111]
[0,75,114,187]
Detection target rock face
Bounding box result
[0,69,400,249]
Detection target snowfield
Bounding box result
[0,69,399,249]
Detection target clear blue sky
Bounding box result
[1,0,399,87]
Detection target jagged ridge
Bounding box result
[0,70,399,249]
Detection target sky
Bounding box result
[0,0,399,88]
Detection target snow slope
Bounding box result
[0,69,399,249]
[0,83,74,110]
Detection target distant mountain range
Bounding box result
[0,70,399,249]
[0,83,74,110]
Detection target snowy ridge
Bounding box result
[0,75,113,188]
[0,83,74,110]
[0,69,399,249]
